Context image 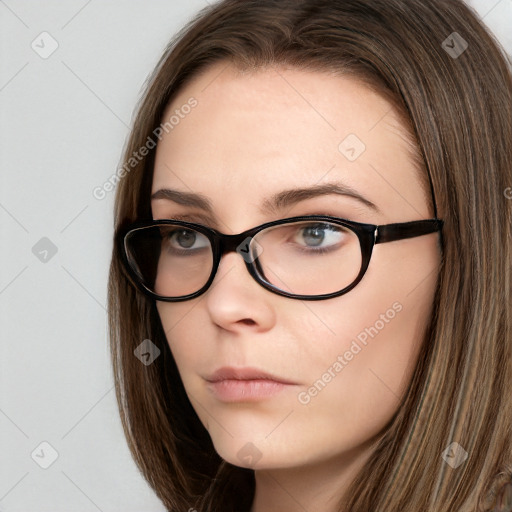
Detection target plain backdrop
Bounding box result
[0,1,510,510]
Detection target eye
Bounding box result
[161,227,210,252]
[292,222,348,253]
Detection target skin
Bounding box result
[151,61,442,512]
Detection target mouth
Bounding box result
[204,366,297,402]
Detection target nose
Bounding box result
[217,233,254,258]
[211,244,254,290]
[208,233,260,283]
[207,229,266,289]
[202,229,269,300]
[203,243,275,332]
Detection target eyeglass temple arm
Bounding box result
[376,219,444,244]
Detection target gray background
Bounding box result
[0,1,510,510]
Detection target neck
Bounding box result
[249,439,377,512]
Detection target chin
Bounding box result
[209,431,310,471]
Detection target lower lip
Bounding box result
[206,379,293,402]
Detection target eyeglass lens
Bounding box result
[124,220,363,298]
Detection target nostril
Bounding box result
[240,318,256,326]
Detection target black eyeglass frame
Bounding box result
[117,215,444,302]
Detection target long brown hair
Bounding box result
[107,1,512,510]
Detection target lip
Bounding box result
[205,366,297,402]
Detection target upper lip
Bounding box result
[205,366,296,384]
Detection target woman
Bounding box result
[107,0,512,510]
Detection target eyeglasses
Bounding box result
[117,215,443,302]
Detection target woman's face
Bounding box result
[151,62,441,471]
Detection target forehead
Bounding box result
[151,62,429,226]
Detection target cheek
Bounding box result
[296,236,438,367]
[296,300,424,442]
[292,237,439,439]
[155,302,204,380]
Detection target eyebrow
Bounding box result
[150,182,380,215]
